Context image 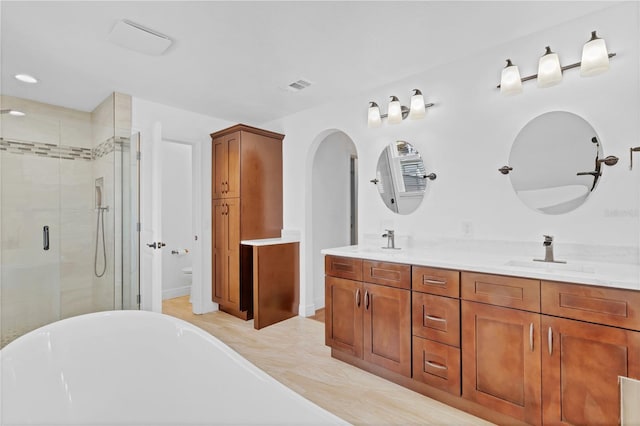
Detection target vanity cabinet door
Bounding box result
[462,301,542,426]
[325,276,364,358]
[363,282,411,377]
[541,315,640,426]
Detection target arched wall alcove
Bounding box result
[304,129,358,315]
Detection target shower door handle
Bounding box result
[43,226,50,251]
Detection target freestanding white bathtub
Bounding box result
[0,311,347,425]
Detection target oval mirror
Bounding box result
[374,141,430,215]
[509,111,606,215]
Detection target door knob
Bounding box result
[146,242,166,249]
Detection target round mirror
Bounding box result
[374,141,430,215]
[509,111,604,215]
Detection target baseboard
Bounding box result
[162,286,191,300]
[299,302,316,317]
[314,296,325,311]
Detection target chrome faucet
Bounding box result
[382,229,399,250]
[534,235,566,264]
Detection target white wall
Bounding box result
[260,3,640,315]
[160,141,193,300]
[311,132,356,311]
[132,98,233,313]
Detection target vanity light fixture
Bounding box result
[367,89,434,127]
[581,31,610,77]
[496,30,616,93]
[537,46,563,88]
[387,96,403,124]
[500,59,523,95]
[14,74,38,84]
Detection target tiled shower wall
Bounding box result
[0,93,131,345]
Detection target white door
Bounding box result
[139,122,164,312]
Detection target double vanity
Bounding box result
[322,242,640,425]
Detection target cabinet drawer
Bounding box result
[462,272,540,312]
[363,260,410,290]
[412,336,461,396]
[541,281,640,331]
[325,255,362,281]
[412,293,460,347]
[412,266,460,297]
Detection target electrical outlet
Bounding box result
[461,221,473,238]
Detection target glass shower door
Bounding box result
[0,115,63,347]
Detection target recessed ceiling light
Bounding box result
[0,109,26,116]
[15,74,38,84]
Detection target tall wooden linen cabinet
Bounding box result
[211,124,284,320]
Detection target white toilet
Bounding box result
[182,266,193,302]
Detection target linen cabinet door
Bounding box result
[325,276,363,358]
[212,200,226,304]
[224,198,241,310]
[462,301,542,426]
[363,283,411,377]
[212,136,227,199]
[224,132,240,199]
[542,315,640,426]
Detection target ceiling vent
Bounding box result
[285,79,313,92]
[107,19,172,56]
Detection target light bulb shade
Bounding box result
[387,96,402,124]
[367,102,381,128]
[500,60,523,95]
[537,47,562,88]
[581,32,609,77]
[408,89,426,120]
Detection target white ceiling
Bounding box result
[1,1,613,124]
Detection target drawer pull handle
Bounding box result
[424,278,446,286]
[548,326,553,355]
[529,323,534,352]
[355,288,361,307]
[425,314,447,323]
[425,360,447,370]
[365,290,370,310]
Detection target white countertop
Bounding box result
[241,237,300,246]
[321,244,640,291]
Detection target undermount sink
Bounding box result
[504,259,596,274]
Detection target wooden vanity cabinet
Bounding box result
[211,124,284,320]
[325,256,411,377]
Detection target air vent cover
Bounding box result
[286,79,313,92]
[107,19,172,56]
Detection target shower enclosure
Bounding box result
[0,92,139,347]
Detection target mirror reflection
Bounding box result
[375,141,429,215]
[508,111,607,215]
